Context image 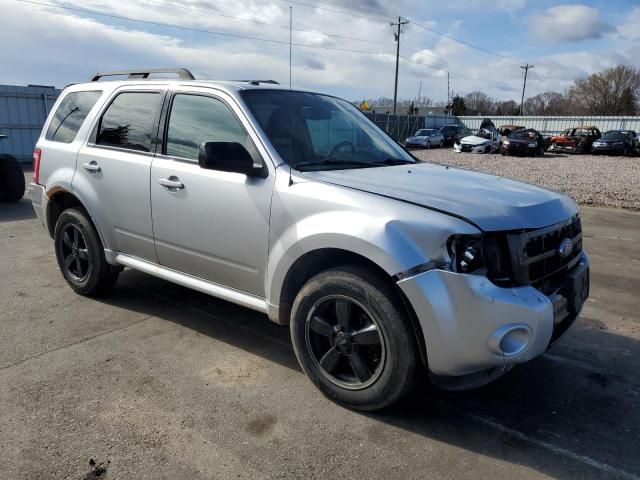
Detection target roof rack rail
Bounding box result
[232,80,280,86]
[89,68,195,82]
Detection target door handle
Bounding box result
[159,177,184,189]
[82,161,101,173]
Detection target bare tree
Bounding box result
[523,91,570,115]
[568,65,640,115]
[463,91,495,115]
[494,100,520,115]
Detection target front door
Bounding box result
[150,90,273,296]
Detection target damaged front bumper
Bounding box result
[397,253,589,378]
[453,143,491,154]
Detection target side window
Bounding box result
[45,91,102,143]
[97,92,161,152]
[166,94,252,161]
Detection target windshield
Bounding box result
[415,129,433,136]
[241,90,414,171]
[601,132,626,140]
[509,129,537,140]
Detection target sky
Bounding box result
[0,0,639,104]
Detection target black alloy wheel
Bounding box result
[305,295,385,390]
[58,223,91,282]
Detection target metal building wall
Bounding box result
[457,116,640,136]
[0,84,60,162]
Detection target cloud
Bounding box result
[447,0,526,12]
[530,5,613,43]
[617,6,640,41]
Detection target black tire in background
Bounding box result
[54,208,120,296]
[0,154,25,202]
[290,265,419,411]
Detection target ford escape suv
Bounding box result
[29,68,589,411]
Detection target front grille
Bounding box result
[506,216,583,286]
[460,144,474,152]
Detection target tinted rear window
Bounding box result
[45,91,102,143]
[97,92,161,152]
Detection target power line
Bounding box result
[17,0,396,57]
[408,19,525,65]
[146,0,394,47]
[271,0,395,22]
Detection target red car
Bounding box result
[550,126,601,154]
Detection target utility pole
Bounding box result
[520,63,534,116]
[391,16,409,115]
[447,72,450,115]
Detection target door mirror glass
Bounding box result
[198,142,265,177]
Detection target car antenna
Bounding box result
[288,6,294,187]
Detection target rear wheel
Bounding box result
[425,141,431,149]
[54,208,120,296]
[0,154,25,202]
[290,266,419,411]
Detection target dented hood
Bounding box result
[302,163,578,232]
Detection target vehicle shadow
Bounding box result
[95,269,640,480]
[0,197,36,222]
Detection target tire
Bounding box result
[623,146,629,157]
[425,141,431,149]
[439,140,444,148]
[0,154,25,202]
[54,208,120,296]
[290,265,419,411]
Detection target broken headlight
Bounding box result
[448,234,514,283]
[448,235,484,274]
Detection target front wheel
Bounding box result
[54,208,120,296]
[439,140,444,147]
[425,141,431,149]
[290,266,419,411]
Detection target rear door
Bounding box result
[74,87,165,261]
[150,87,274,296]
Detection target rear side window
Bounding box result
[97,92,161,152]
[45,91,102,143]
[165,94,251,161]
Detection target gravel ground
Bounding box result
[411,148,640,210]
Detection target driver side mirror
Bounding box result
[198,142,266,178]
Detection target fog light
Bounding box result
[488,324,532,357]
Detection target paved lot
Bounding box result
[1,172,639,479]
[412,148,640,209]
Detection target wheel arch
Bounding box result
[275,247,429,367]
[45,188,109,254]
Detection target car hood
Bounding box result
[460,135,490,146]
[302,163,578,232]
[406,136,427,141]
[507,138,534,145]
[551,135,580,144]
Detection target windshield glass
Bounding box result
[415,129,433,136]
[509,129,536,140]
[241,90,414,171]
[601,132,626,140]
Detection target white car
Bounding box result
[404,129,445,148]
[454,128,501,154]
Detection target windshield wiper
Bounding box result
[372,158,415,166]
[294,158,371,170]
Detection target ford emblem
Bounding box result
[558,238,573,258]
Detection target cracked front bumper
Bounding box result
[397,255,588,376]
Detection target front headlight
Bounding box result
[528,142,537,148]
[448,234,514,284]
[503,140,510,145]
[448,235,484,273]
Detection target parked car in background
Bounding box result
[28,68,590,411]
[439,124,464,146]
[0,134,25,202]
[404,128,444,149]
[501,128,545,157]
[454,119,500,154]
[591,130,639,156]
[550,126,601,154]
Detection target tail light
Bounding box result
[33,148,41,184]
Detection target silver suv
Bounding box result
[29,68,589,410]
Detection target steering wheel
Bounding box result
[327,141,356,158]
